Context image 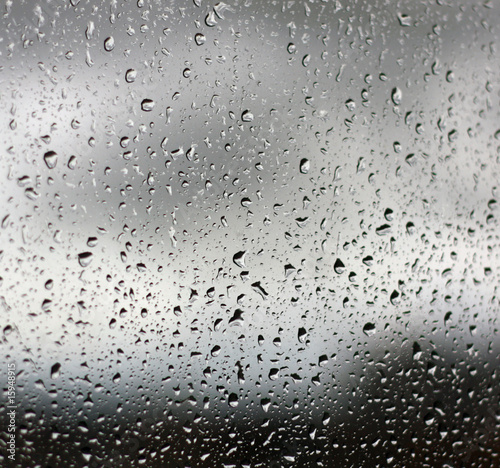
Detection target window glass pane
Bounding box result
[1,1,499,466]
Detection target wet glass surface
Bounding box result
[1,1,500,466]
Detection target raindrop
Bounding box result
[363,322,376,336]
[233,251,246,268]
[376,224,392,236]
[125,69,137,83]
[205,11,217,26]
[241,110,254,122]
[334,259,345,274]
[141,99,155,112]
[391,87,402,105]
[397,12,411,26]
[299,158,310,174]
[228,393,239,407]
[104,36,115,51]
[43,151,58,169]
[68,155,77,169]
[51,363,61,379]
[194,33,206,46]
[78,252,93,267]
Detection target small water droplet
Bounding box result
[334,259,345,274]
[194,33,206,46]
[363,322,376,336]
[104,36,115,51]
[228,393,239,407]
[269,368,279,380]
[413,342,422,360]
[397,12,411,26]
[141,99,155,112]
[391,87,402,105]
[229,309,244,326]
[299,158,310,174]
[68,155,77,169]
[233,251,246,268]
[78,252,93,267]
[205,11,217,26]
[376,224,392,236]
[125,69,137,83]
[241,110,254,122]
[44,151,58,169]
[51,363,61,379]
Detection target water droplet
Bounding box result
[376,224,392,236]
[233,251,246,268]
[413,342,422,360]
[363,322,376,336]
[68,155,77,169]
[334,259,345,274]
[269,368,279,381]
[391,87,402,105]
[44,151,58,169]
[229,309,244,326]
[261,398,271,412]
[205,11,217,26]
[448,129,458,143]
[125,69,137,83]
[141,99,155,112]
[397,12,411,26]
[345,99,356,111]
[241,110,254,122]
[104,36,115,51]
[228,393,238,407]
[51,363,61,379]
[299,158,310,174]
[78,252,93,267]
[194,33,206,46]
